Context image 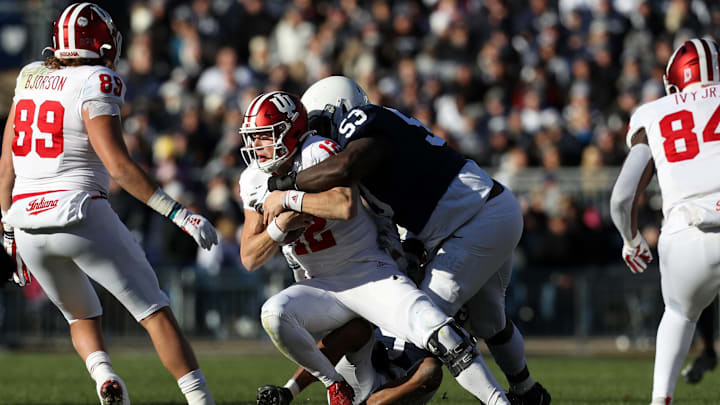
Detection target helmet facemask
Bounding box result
[240,117,296,173]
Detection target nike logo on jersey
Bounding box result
[25,197,59,215]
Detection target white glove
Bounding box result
[622,233,653,274]
[3,225,30,286]
[170,208,219,250]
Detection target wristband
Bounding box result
[283,190,305,212]
[266,218,288,242]
[147,188,182,218]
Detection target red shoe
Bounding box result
[99,379,126,405]
[327,381,354,405]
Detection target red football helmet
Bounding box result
[240,91,310,173]
[46,3,123,67]
[664,38,720,95]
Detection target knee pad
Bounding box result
[426,319,478,377]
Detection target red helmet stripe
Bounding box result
[67,3,92,50]
[58,3,80,49]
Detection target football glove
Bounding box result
[622,233,653,274]
[374,214,408,272]
[2,225,30,286]
[170,207,219,250]
[268,171,297,192]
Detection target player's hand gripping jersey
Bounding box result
[240,135,390,276]
[628,83,720,225]
[11,62,125,197]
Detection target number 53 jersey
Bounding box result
[628,83,720,217]
[239,135,392,277]
[10,61,126,196]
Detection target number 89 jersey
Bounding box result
[627,84,720,217]
[10,61,125,196]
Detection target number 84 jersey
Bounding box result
[239,135,391,277]
[627,84,720,217]
[10,61,125,196]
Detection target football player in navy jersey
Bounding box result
[265,76,550,405]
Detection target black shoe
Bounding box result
[682,353,718,384]
[506,382,551,405]
[257,385,293,405]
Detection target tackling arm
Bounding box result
[269,137,390,192]
[262,185,358,225]
[609,128,655,243]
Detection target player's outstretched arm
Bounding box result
[610,128,655,273]
[367,357,443,405]
[269,137,390,192]
[84,109,217,250]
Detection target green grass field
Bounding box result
[0,349,715,405]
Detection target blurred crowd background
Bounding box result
[0,0,718,345]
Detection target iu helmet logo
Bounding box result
[239,91,310,173]
[664,38,720,95]
[270,94,297,120]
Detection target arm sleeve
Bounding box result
[610,144,652,243]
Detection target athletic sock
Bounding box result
[178,369,215,405]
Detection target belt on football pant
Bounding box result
[486,179,504,202]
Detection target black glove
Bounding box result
[268,171,297,191]
[402,238,426,287]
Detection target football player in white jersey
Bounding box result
[610,37,720,405]
[239,91,513,405]
[0,4,217,405]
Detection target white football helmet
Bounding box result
[300,76,369,139]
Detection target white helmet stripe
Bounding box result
[56,3,78,50]
[691,39,709,83]
[67,3,91,50]
[705,39,719,81]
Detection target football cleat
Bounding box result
[682,352,717,384]
[99,379,126,405]
[327,381,354,405]
[256,384,293,405]
[506,382,551,405]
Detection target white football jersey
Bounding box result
[10,61,126,197]
[239,135,390,277]
[627,84,720,216]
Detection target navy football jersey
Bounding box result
[335,104,467,234]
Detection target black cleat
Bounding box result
[257,384,293,405]
[506,382,551,405]
[682,353,718,384]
